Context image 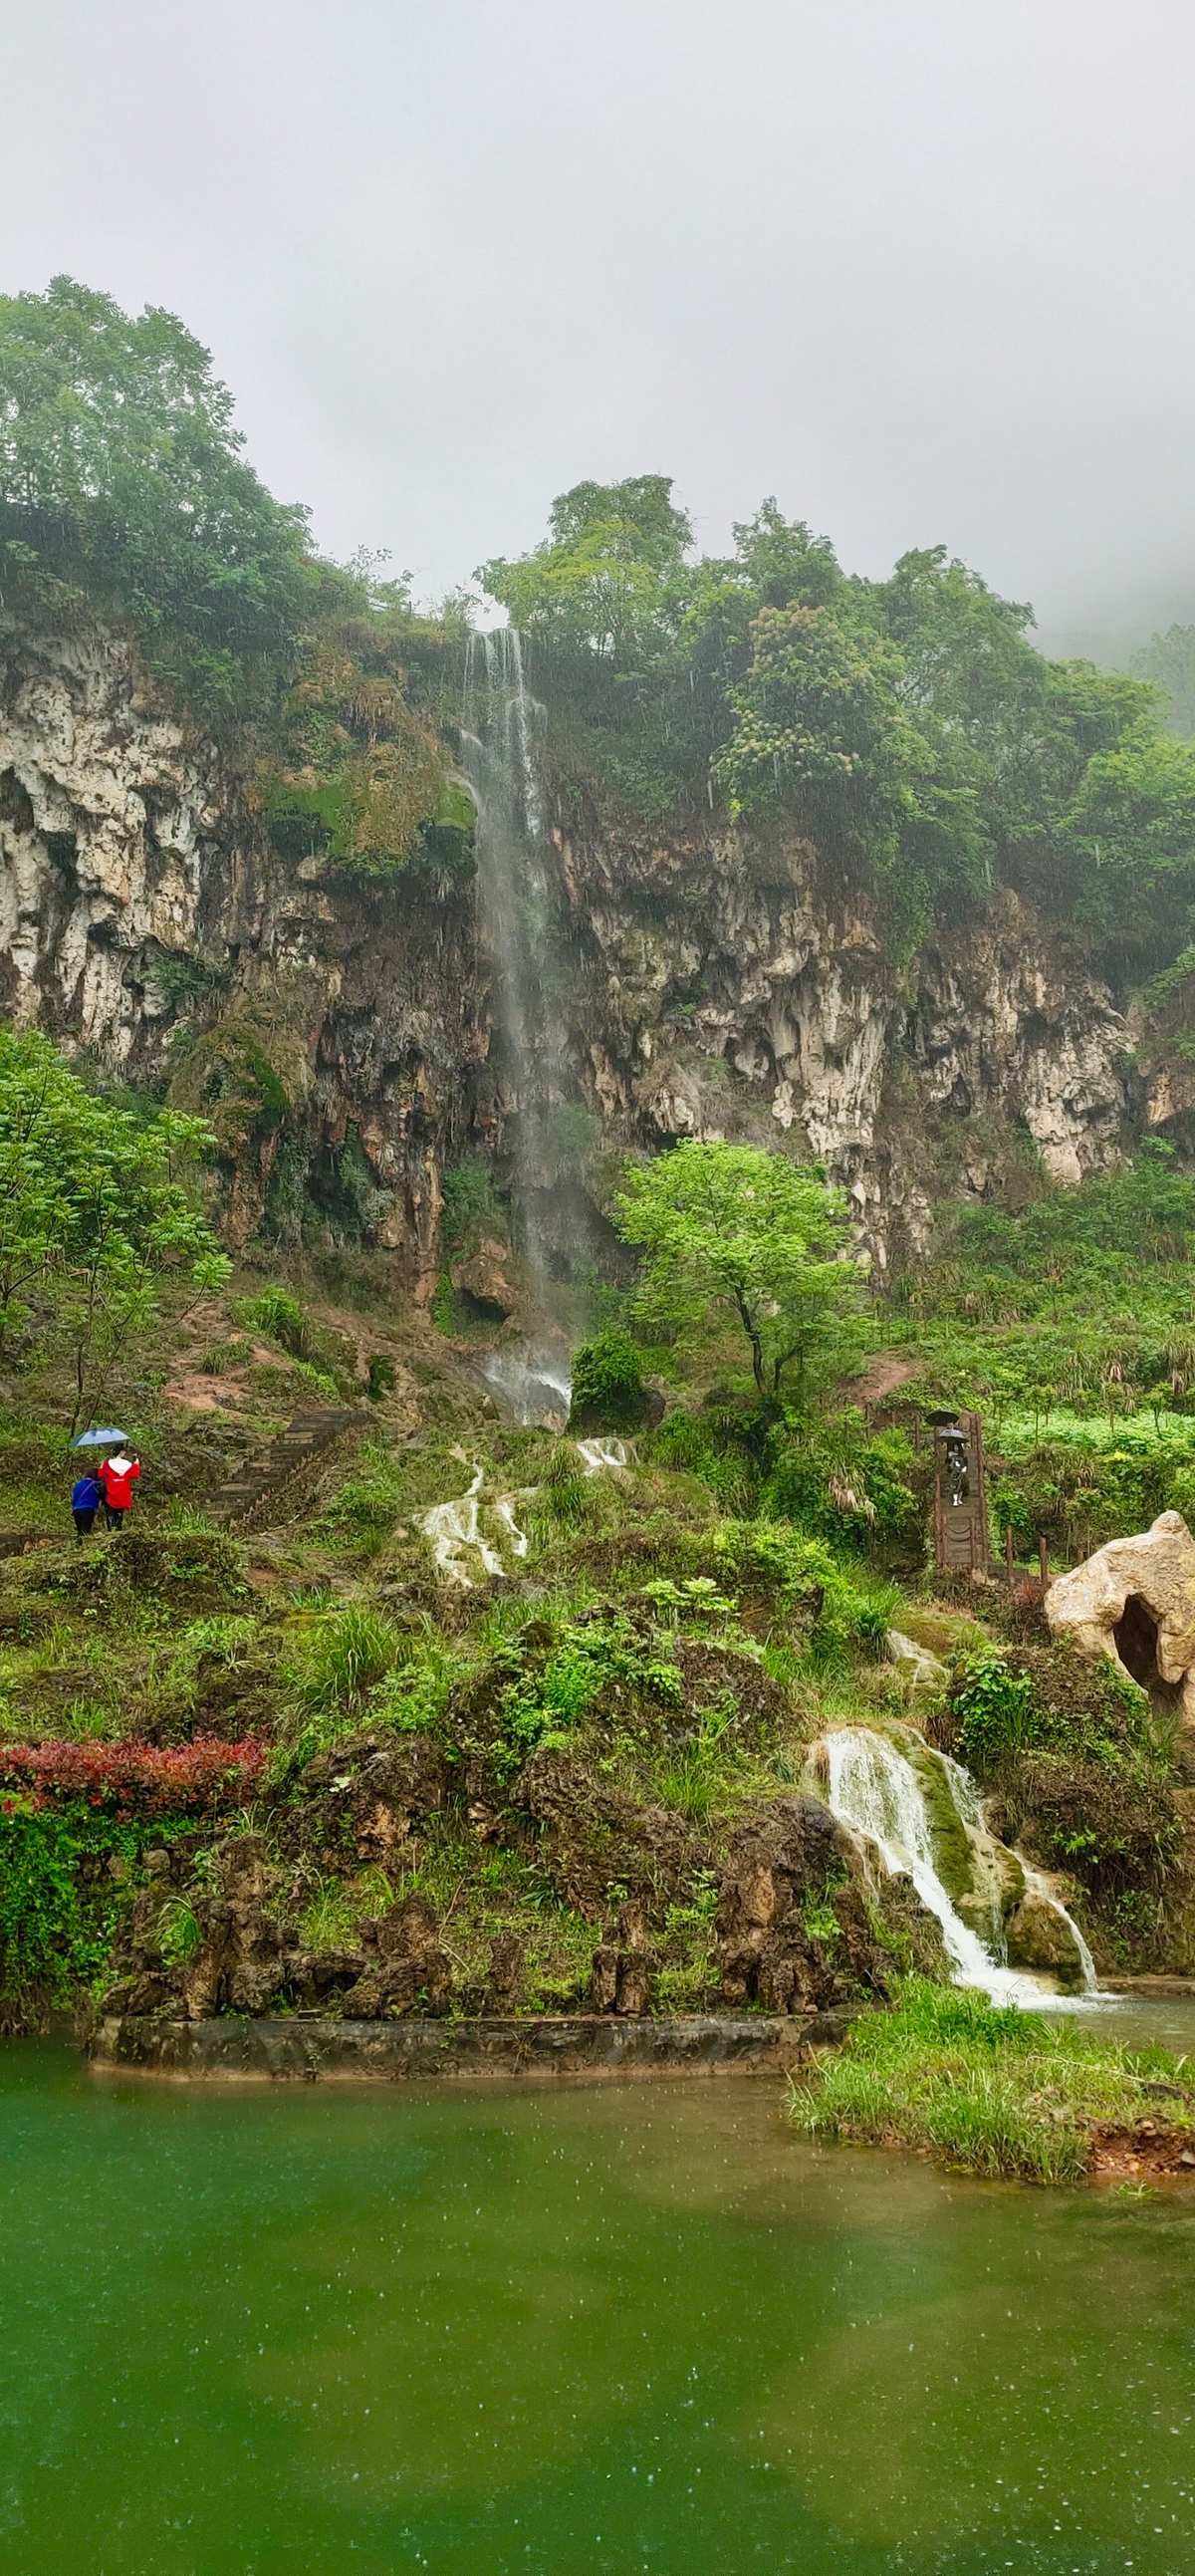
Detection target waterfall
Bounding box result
[461,629,559,1294]
[818,1727,1096,2003]
[419,1441,625,1588]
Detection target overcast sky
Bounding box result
[4,0,1193,651]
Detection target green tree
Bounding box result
[1057,720,1195,970]
[615,1141,865,1400]
[479,474,689,678]
[1133,625,1195,739]
[0,1031,230,1425]
[714,604,922,871]
[0,275,314,722]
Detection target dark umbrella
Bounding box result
[71,1426,129,1449]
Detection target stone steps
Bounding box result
[210,1408,362,1530]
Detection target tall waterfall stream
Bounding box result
[461,627,557,1300]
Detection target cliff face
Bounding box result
[559,822,1137,1266]
[0,621,1146,1279]
[0,620,484,1291]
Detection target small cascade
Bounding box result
[419,1438,625,1587]
[420,1465,507,1588]
[576,1436,629,1474]
[817,1727,1097,2003]
[886,1627,947,1693]
[480,1346,571,1428]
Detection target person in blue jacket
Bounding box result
[70,1466,103,1542]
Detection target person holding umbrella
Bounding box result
[70,1427,140,1536]
[99,1444,141,1531]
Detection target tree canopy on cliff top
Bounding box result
[482,479,1195,980]
[5,278,1195,978]
[0,277,318,723]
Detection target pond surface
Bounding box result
[3,2044,1194,2574]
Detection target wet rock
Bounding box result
[591,1900,654,2015]
[450,1237,519,1320]
[485,1932,526,2011]
[1005,1888,1086,1987]
[589,1946,619,2012]
[715,1795,938,2011]
[285,1947,366,2009]
[281,1734,448,1865]
[344,1895,452,2017]
[518,1746,706,1915]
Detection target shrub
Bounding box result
[0,1799,96,2020]
[441,1156,503,1255]
[950,1650,1040,1770]
[706,1518,896,1664]
[0,1736,265,1818]
[568,1330,649,1433]
[236,1285,315,1362]
[295,1603,402,1717]
[764,1417,919,1553]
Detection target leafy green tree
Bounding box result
[1133,625,1195,739]
[0,275,314,721]
[615,1141,865,1400]
[714,605,920,860]
[1057,721,1195,969]
[479,475,689,679]
[0,1031,230,1426]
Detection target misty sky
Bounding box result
[5,0,1193,651]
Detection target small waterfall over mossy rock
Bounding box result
[812,1726,1097,2002]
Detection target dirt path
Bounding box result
[842,1352,923,1409]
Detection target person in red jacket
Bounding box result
[99,1448,141,1530]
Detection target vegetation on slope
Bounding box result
[790,1976,1195,2184]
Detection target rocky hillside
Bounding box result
[0,615,1163,1282]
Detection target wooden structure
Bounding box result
[931,1410,989,1579]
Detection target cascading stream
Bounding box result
[818,1727,1097,2003]
[461,629,560,1299]
[419,1439,629,1588]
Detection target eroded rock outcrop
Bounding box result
[1,617,1143,1277]
[1046,1511,1195,1723]
[0,618,483,1291]
[714,1793,943,2011]
[558,821,1135,1265]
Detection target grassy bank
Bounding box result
[789,1977,1195,2185]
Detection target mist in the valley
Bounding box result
[4,0,1193,662]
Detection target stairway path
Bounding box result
[210,1407,363,1531]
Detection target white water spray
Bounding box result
[818,1727,1096,2002]
[419,1439,627,1588]
[576,1436,629,1474]
[461,629,560,1291]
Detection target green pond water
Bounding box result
[3,2041,1195,2575]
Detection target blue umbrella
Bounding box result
[71,1426,129,1449]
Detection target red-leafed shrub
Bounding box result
[0,1735,266,1819]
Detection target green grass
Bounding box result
[790,1976,1195,2185]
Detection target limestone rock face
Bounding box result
[1,617,1144,1277]
[0,618,484,1292]
[555,822,1135,1267]
[1045,1511,1195,1723]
